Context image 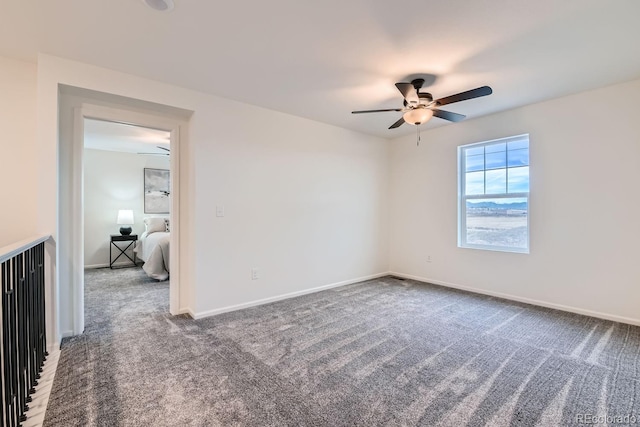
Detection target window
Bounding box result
[458,134,529,253]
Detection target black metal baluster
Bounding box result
[18,250,25,424]
[5,258,15,427]
[29,247,38,396]
[0,261,5,426]
[22,249,29,413]
[26,247,36,404]
[32,246,40,380]
[38,243,47,362]
[8,256,18,426]
[34,246,41,367]
[12,256,19,426]
[1,259,15,427]
[15,252,29,421]
[1,261,5,427]
[42,243,47,360]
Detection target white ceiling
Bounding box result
[2,1,640,138]
[84,119,170,155]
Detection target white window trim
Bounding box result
[458,134,530,254]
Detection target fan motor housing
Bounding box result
[405,93,433,107]
[419,92,433,103]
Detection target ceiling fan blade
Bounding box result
[435,86,493,106]
[395,83,419,105]
[138,152,169,156]
[432,109,466,122]
[388,117,405,129]
[352,108,403,114]
[157,146,170,151]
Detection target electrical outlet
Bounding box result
[251,269,259,280]
[427,255,432,263]
[216,205,225,217]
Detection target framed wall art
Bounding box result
[144,168,170,214]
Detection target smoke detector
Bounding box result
[142,0,174,11]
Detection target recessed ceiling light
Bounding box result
[142,0,174,12]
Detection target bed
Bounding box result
[136,217,170,281]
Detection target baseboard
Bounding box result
[389,271,640,327]
[176,307,195,318]
[84,263,109,269]
[190,272,389,320]
[48,337,61,355]
[85,263,142,269]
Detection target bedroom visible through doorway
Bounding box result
[83,118,172,299]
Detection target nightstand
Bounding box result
[110,234,138,269]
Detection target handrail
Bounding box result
[0,234,52,264]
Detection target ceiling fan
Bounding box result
[352,79,493,129]
[137,146,170,156]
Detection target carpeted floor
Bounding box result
[43,269,640,426]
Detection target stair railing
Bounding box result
[0,235,51,426]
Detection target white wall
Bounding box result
[0,56,37,247]
[389,78,640,324]
[36,55,389,343]
[84,149,169,268]
[193,103,389,315]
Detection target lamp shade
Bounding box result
[403,108,434,125]
[117,210,134,225]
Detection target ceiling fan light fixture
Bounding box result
[403,108,434,125]
[142,0,174,12]
[352,80,491,130]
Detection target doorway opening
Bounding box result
[74,109,182,334]
[81,118,174,330]
[83,119,172,273]
[58,86,190,337]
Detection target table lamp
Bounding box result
[117,210,134,235]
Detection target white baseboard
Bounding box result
[175,307,195,318]
[389,271,640,327]
[84,263,109,269]
[85,263,141,269]
[48,337,61,355]
[190,272,389,320]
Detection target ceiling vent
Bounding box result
[142,0,174,11]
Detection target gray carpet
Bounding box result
[43,269,640,426]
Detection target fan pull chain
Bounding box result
[416,126,421,146]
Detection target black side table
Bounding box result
[110,234,138,269]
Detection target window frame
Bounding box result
[458,134,530,254]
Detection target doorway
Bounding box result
[64,101,184,336]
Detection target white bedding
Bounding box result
[136,231,168,262]
[136,231,170,281]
